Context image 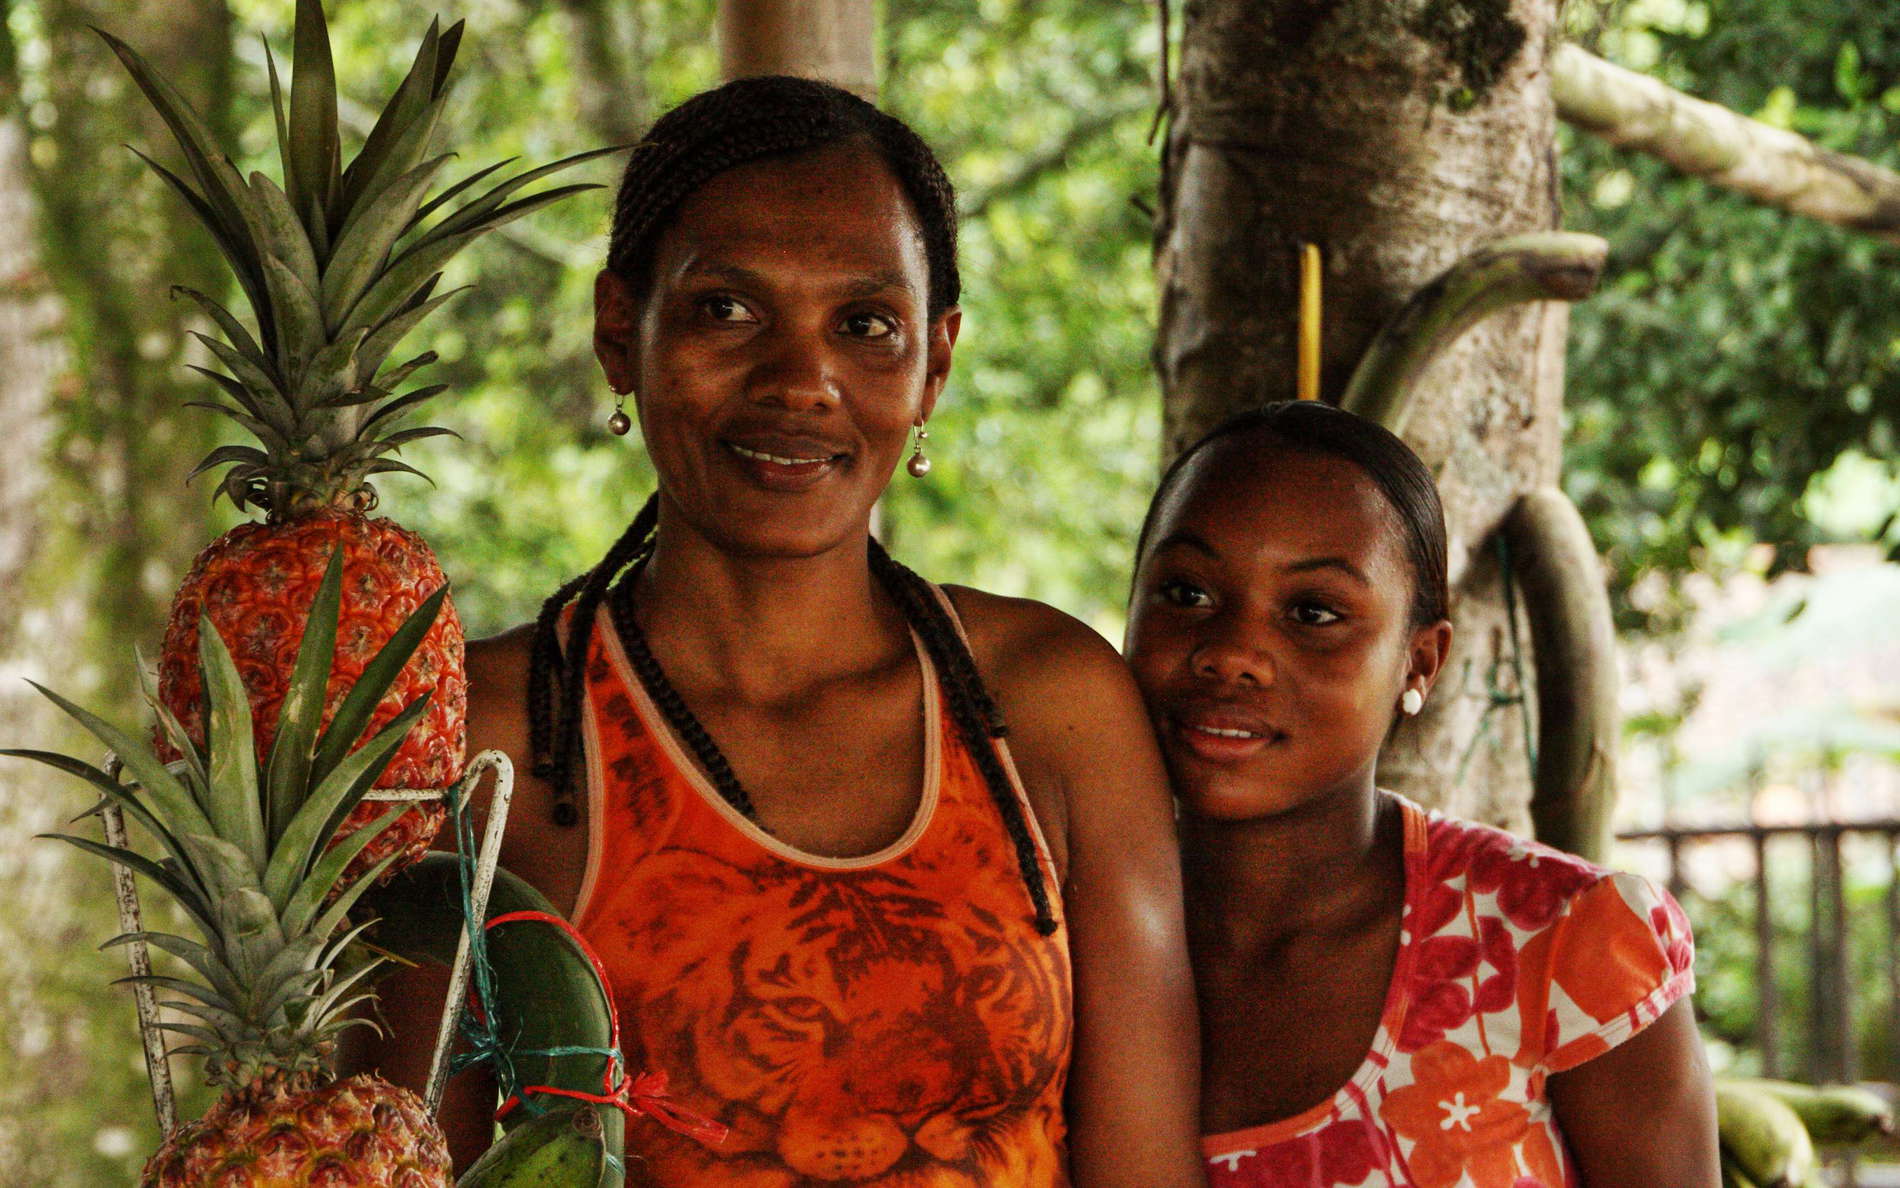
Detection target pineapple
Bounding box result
[9,555,453,1185]
[104,0,613,879]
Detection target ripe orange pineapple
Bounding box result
[158,512,464,878]
[108,0,611,879]
[144,1070,449,1186]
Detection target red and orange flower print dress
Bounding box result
[569,592,1073,1187]
[1202,796,1695,1188]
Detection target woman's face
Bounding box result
[1124,440,1448,822]
[595,139,958,559]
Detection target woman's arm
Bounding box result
[1547,998,1718,1186]
[953,589,1205,1187]
[339,627,587,1172]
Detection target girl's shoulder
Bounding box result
[1389,794,1696,1073]
[1408,800,1614,910]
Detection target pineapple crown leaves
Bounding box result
[100,0,619,512]
[3,552,448,1083]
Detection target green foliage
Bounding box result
[11,0,1900,1177]
[1,7,1165,1177]
[1562,0,1900,630]
[880,0,1163,638]
[336,0,1166,640]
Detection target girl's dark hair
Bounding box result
[606,74,960,317]
[525,82,1054,933]
[1135,401,1451,628]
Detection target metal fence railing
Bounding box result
[1616,820,1900,1086]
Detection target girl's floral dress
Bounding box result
[1202,795,1695,1188]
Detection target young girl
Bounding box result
[1124,401,1717,1187]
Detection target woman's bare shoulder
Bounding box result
[467,622,536,684]
[457,621,588,912]
[936,584,1130,699]
[935,584,1154,796]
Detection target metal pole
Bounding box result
[1754,830,1779,1078]
[1829,828,1854,1083]
[1809,828,1843,1084]
[1889,830,1900,1086]
[423,750,516,1114]
[1665,833,1686,905]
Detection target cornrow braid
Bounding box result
[866,538,1058,936]
[606,75,960,318]
[527,494,660,824]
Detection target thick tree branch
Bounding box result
[1340,232,1608,434]
[1507,487,1620,864]
[1554,43,1900,244]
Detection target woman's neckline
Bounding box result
[602,564,946,869]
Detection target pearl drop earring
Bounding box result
[906,423,931,478]
[1401,688,1424,716]
[607,386,632,436]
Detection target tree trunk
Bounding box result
[0,23,96,1181]
[1155,0,1565,828]
[30,0,232,673]
[716,0,878,99]
[0,23,62,636]
[0,5,234,1175]
[558,0,648,145]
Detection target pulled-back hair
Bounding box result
[606,74,960,316]
[1135,402,1451,628]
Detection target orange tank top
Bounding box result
[571,586,1074,1186]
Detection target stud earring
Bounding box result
[1400,687,1424,716]
[607,388,632,436]
[906,422,931,478]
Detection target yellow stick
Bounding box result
[1298,243,1321,400]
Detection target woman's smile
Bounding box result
[720,430,854,490]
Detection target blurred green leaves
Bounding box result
[1562,0,1900,630]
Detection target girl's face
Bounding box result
[1125,440,1449,822]
[594,140,959,559]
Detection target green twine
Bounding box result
[439,780,620,1127]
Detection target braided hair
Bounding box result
[606,74,959,318]
[528,77,1056,933]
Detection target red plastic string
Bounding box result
[481,909,729,1146]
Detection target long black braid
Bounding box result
[527,77,1054,932]
[526,496,659,825]
[865,540,1057,934]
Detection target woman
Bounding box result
[352,77,1202,1186]
[1123,401,1717,1186]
